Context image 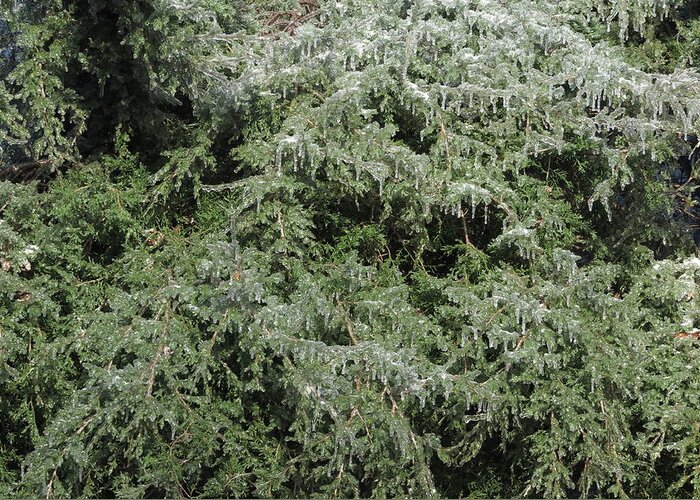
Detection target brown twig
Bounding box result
[145,346,165,397]
[458,206,471,246]
[260,0,321,37]
[1,159,53,182]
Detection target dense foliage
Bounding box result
[1,0,699,497]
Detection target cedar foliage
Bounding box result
[1,0,700,497]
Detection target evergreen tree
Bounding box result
[0,0,699,497]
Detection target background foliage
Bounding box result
[1,0,699,497]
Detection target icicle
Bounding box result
[444,383,452,401]
[275,146,283,170]
[309,151,316,172]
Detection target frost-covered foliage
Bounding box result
[0,0,248,169]
[1,0,700,498]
